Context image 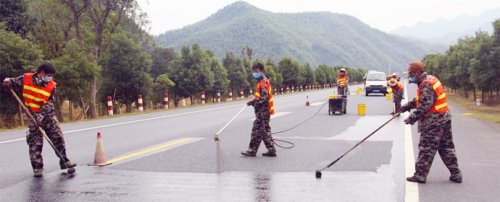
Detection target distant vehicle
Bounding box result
[364,71,387,96]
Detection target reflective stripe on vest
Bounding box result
[254,80,275,115]
[337,77,347,86]
[22,73,56,112]
[416,75,448,113]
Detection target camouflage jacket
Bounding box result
[405,72,451,132]
[7,74,57,120]
[392,84,404,102]
[252,78,270,117]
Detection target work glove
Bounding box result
[247,100,256,106]
[404,114,417,125]
[399,104,411,113]
[2,79,12,89]
[34,113,44,128]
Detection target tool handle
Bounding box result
[323,111,402,170]
[10,88,66,163]
[214,105,247,138]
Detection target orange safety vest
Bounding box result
[392,82,404,92]
[337,77,347,86]
[254,79,275,115]
[22,73,56,113]
[416,75,448,113]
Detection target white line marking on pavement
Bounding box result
[310,102,326,106]
[404,83,419,202]
[0,104,245,145]
[251,112,291,121]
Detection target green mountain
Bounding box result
[156,1,435,72]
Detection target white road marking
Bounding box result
[310,102,326,106]
[0,104,244,145]
[250,112,291,121]
[403,83,419,202]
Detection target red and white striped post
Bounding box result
[249,89,253,98]
[286,86,290,94]
[163,93,169,109]
[217,90,221,103]
[292,86,295,93]
[201,91,206,105]
[107,96,113,116]
[228,91,233,101]
[137,94,144,111]
[240,89,244,99]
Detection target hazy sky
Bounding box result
[138,0,500,35]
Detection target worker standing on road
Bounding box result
[2,63,76,177]
[399,60,462,183]
[388,74,404,115]
[337,69,349,96]
[241,62,277,157]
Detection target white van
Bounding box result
[364,71,387,96]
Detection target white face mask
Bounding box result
[42,75,53,82]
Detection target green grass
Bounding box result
[447,93,500,124]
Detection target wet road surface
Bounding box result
[1,83,498,201]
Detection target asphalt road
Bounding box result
[0,83,498,202]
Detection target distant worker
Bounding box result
[399,60,462,183]
[337,69,349,96]
[388,74,404,115]
[2,63,76,177]
[241,62,277,157]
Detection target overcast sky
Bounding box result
[138,0,500,35]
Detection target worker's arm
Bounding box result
[2,75,24,91]
[406,83,436,124]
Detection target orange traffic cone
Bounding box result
[306,96,310,106]
[93,132,111,166]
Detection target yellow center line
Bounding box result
[107,137,195,164]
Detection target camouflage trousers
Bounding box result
[414,120,461,180]
[27,117,69,170]
[248,114,276,153]
[394,99,402,112]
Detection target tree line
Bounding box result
[422,19,500,104]
[0,0,367,128]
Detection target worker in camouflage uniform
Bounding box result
[337,69,349,96]
[399,60,462,183]
[241,62,277,157]
[388,74,404,115]
[2,63,76,177]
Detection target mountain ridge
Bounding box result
[156,1,436,72]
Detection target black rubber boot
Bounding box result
[33,169,43,178]
[406,176,426,183]
[262,151,277,157]
[60,161,77,169]
[450,173,463,183]
[241,150,257,157]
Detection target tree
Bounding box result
[224,51,248,96]
[0,27,43,127]
[168,44,214,106]
[279,57,301,87]
[99,33,153,113]
[150,47,176,78]
[0,0,33,37]
[302,63,316,86]
[208,52,229,99]
[87,0,138,118]
[52,40,99,120]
